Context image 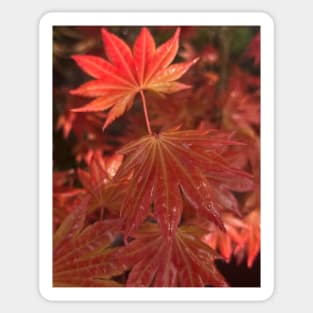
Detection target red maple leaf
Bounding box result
[54,91,119,162]
[77,151,123,194]
[219,66,260,139]
[71,27,198,129]
[53,169,85,232]
[202,213,247,263]
[234,209,260,268]
[115,128,253,241]
[111,223,227,287]
[76,152,126,218]
[53,204,125,287]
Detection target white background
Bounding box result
[0,0,312,312]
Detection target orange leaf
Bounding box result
[133,27,156,84]
[71,27,198,129]
[234,209,260,268]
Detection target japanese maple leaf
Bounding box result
[219,67,260,139]
[56,93,106,139]
[148,85,216,130]
[115,128,253,241]
[111,223,227,287]
[70,27,198,129]
[201,213,247,263]
[77,151,123,195]
[53,204,125,287]
[76,151,126,216]
[234,209,260,268]
[53,169,85,232]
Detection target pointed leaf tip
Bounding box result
[192,57,200,65]
[174,27,181,38]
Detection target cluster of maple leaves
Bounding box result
[53,26,260,287]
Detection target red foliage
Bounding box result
[202,213,247,263]
[113,223,228,287]
[116,128,253,241]
[53,26,261,287]
[53,205,125,287]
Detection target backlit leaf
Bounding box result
[202,213,248,263]
[234,209,260,268]
[71,27,198,129]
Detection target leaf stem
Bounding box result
[139,90,152,135]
